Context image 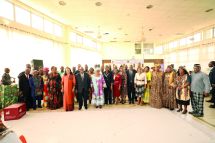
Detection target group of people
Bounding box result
[1,61,215,118]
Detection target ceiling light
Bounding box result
[125,34,128,36]
[59,1,66,6]
[149,28,153,31]
[176,33,184,35]
[95,2,102,6]
[104,33,109,35]
[205,8,213,13]
[146,5,153,9]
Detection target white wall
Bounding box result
[70,47,102,68]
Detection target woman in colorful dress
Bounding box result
[143,66,152,104]
[113,68,122,104]
[91,66,106,108]
[48,66,62,110]
[134,67,147,105]
[174,66,190,114]
[119,66,127,104]
[42,67,49,108]
[163,65,176,110]
[150,64,164,109]
[62,67,76,111]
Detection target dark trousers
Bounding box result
[127,84,135,103]
[104,88,112,104]
[78,89,88,109]
[211,88,215,104]
[19,91,34,110]
[36,96,42,107]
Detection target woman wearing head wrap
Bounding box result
[174,66,191,114]
[91,65,106,108]
[42,67,49,108]
[163,65,177,110]
[150,64,163,109]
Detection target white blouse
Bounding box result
[134,73,147,86]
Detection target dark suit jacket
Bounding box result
[209,67,215,90]
[75,72,91,93]
[103,71,113,89]
[19,73,32,98]
[126,69,136,86]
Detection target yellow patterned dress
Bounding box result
[143,71,152,103]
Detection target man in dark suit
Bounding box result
[18,64,31,79]
[75,67,91,110]
[126,65,136,104]
[103,65,113,105]
[19,68,35,110]
[207,61,215,108]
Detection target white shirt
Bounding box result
[134,72,147,86]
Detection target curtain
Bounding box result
[0,25,66,81]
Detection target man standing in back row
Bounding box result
[190,64,211,117]
[75,67,91,110]
[207,61,215,108]
[126,65,136,104]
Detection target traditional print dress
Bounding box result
[120,72,127,102]
[62,74,76,111]
[143,71,152,103]
[163,71,176,109]
[175,74,190,106]
[134,72,147,98]
[150,71,163,109]
[42,75,49,107]
[48,73,62,110]
[113,74,122,98]
[91,75,106,106]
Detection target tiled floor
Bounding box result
[2,101,215,143]
[197,96,215,127]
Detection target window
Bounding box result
[179,38,187,46]
[44,19,53,34]
[31,14,43,31]
[54,24,62,37]
[77,35,83,44]
[15,6,31,26]
[0,0,14,21]
[204,28,213,39]
[213,27,215,38]
[186,36,193,45]
[193,33,201,42]
[154,46,163,54]
[70,32,77,43]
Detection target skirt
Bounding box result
[136,85,144,97]
[92,94,104,106]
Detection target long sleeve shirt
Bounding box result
[191,72,211,94]
[134,73,147,86]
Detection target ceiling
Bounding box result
[19,0,215,43]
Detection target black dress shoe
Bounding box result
[33,108,36,110]
[209,104,215,108]
[96,106,99,108]
[193,113,204,117]
[177,109,182,112]
[85,107,88,110]
[206,99,213,103]
[38,106,42,108]
[189,111,196,114]
[79,107,82,110]
[129,101,131,104]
